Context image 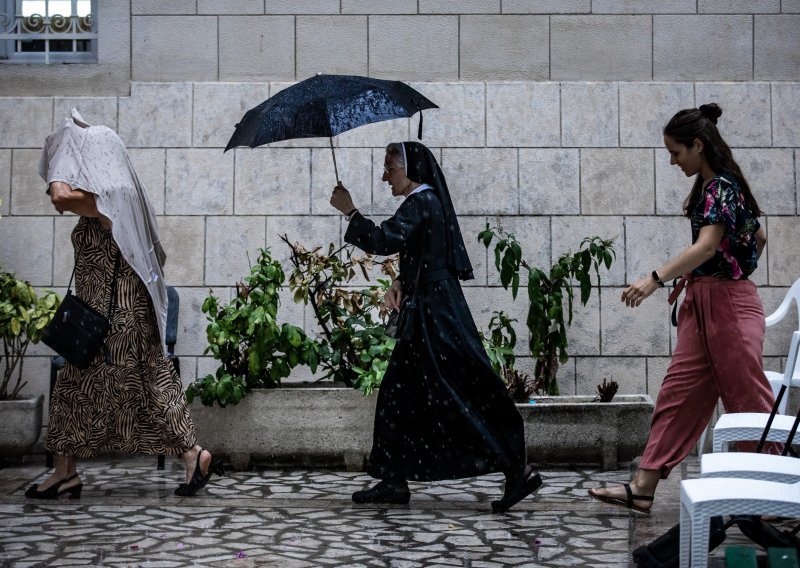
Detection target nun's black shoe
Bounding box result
[352,480,410,504]
[492,466,542,513]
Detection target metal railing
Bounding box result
[0,11,97,64]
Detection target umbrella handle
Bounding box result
[329,136,341,185]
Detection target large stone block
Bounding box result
[421,0,499,12]
[458,215,489,287]
[119,83,193,147]
[581,149,654,215]
[199,0,265,13]
[234,148,311,215]
[52,216,80,287]
[0,217,53,286]
[440,149,517,214]
[193,83,269,148]
[646,357,671,400]
[562,293,601,357]
[654,16,753,80]
[297,16,368,77]
[342,0,417,13]
[128,149,166,215]
[755,16,800,80]
[576,357,647,395]
[783,0,800,12]
[369,16,458,81]
[460,16,549,80]
[695,83,772,146]
[699,0,779,12]
[408,83,484,148]
[462,286,529,352]
[205,216,267,286]
[619,83,694,147]
[264,0,340,13]
[487,83,560,147]
[766,217,800,286]
[502,0,589,13]
[592,0,695,12]
[219,16,295,81]
[0,150,9,216]
[734,149,794,216]
[11,149,51,216]
[601,287,671,357]
[0,98,52,148]
[520,149,580,214]
[772,83,800,146]
[311,148,372,214]
[165,149,234,215]
[561,82,619,147]
[624,216,687,282]
[551,216,626,286]
[132,0,196,14]
[158,217,206,286]
[53,98,118,131]
[174,286,215,357]
[551,16,651,80]
[132,16,218,81]
[655,154,693,215]
[486,216,552,288]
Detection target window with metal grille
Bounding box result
[0,0,97,64]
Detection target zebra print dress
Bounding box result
[46,217,196,458]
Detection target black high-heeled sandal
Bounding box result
[25,473,83,500]
[174,448,224,497]
[491,465,542,513]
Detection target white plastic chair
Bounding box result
[679,477,800,568]
[711,330,800,453]
[697,278,800,455]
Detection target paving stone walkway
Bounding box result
[0,457,774,567]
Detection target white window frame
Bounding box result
[0,0,97,64]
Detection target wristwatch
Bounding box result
[651,270,665,287]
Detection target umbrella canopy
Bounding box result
[224,74,438,152]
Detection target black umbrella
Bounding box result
[224,74,438,182]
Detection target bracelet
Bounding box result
[651,270,665,287]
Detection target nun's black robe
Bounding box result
[345,190,526,481]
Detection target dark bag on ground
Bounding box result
[385,297,417,342]
[41,252,121,370]
[632,516,727,568]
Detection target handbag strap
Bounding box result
[65,250,122,323]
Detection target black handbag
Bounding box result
[385,197,429,342]
[42,252,121,369]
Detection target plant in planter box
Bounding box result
[187,248,321,407]
[0,270,60,400]
[481,310,544,403]
[478,225,615,396]
[282,236,397,395]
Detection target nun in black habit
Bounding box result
[330,141,542,513]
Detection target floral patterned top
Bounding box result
[690,174,760,280]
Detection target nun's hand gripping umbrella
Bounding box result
[224,74,438,182]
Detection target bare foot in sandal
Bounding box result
[588,483,654,514]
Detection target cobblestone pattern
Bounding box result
[0,458,779,567]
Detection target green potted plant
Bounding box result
[186,248,321,407]
[0,269,60,456]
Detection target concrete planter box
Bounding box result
[519,394,654,470]
[0,394,44,457]
[192,389,653,471]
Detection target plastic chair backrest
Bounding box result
[166,285,179,355]
[765,278,800,328]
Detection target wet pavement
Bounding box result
[0,456,776,567]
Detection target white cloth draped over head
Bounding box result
[38,108,170,355]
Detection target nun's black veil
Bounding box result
[400,141,474,281]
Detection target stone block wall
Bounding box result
[0,2,799,420]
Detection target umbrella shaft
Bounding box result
[329,136,340,184]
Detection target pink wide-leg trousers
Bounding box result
[640,276,778,478]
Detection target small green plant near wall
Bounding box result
[282,236,397,396]
[481,310,544,403]
[187,248,321,407]
[478,225,616,396]
[0,270,60,400]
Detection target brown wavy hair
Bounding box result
[663,103,761,218]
